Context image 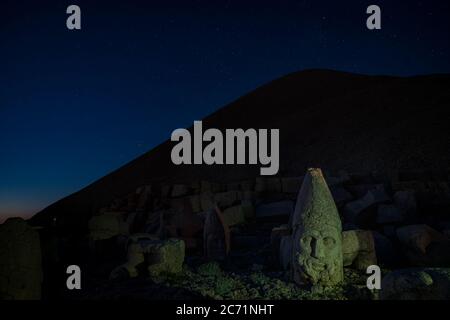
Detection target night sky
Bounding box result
[1,0,449,222]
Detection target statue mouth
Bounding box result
[306,258,326,272]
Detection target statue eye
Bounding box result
[301,236,311,244]
[324,237,335,246]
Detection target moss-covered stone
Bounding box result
[146,239,185,277]
[88,214,122,241]
[291,168,344,287]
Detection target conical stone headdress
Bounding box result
[291,168,342,232]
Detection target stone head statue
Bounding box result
[291,168,343,287]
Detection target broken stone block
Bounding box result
[89,213,122,241]
[279,235,292,271]
[443,229,450,238]
[240,190,255,201]
[382,225,397,238]
[145,239,185,277]
[200,192,215,211]
[144,211,161,234]
[330,186,354,207]
[201,180,223,193]
[231,235,262,249]
[281,177,303,194]
[171,184,190,197]
[214,191,239,208]
[381,268,450,300]
[169,197,186,212]
[396,224,450,266]
[255,177,281,193]
[226,182,240,191]
[325,172,351,186]
[240,200,255,219]
[166,199,203,246]
[136,185,152,211]
[110,242,145,280]
[111,238,185,279]
[256,200,294,218]
[347,184,386,198]
[189,194,202,213]
[394,190,417,219]
[109,198,127,211]
[372,231,399,267]
[125,192,138,211]
[0,218,42,300]
[376,204,403,224]
[222,205,246,227]
[240,180,255,191]
[342,230,377,270]
[190,181,201,193]
[160,184,171,197]
[204,207,230,260]
[397,224,447,254]
[126,233,159,246]
[343,188,390,227]
[391,181,425,193]
[270,225,291,266]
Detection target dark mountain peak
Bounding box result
[30,70,450,228]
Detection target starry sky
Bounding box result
[1,0,450,222]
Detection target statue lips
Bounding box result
[305,258,327,273]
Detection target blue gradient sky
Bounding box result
[1,0,450,222]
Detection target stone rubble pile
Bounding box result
[1,168,444,299]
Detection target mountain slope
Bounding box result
[30,69,450,228]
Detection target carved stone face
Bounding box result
[293,224,343,286]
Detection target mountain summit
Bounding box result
[30,69,450,228]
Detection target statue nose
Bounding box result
[311,239,325,258]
